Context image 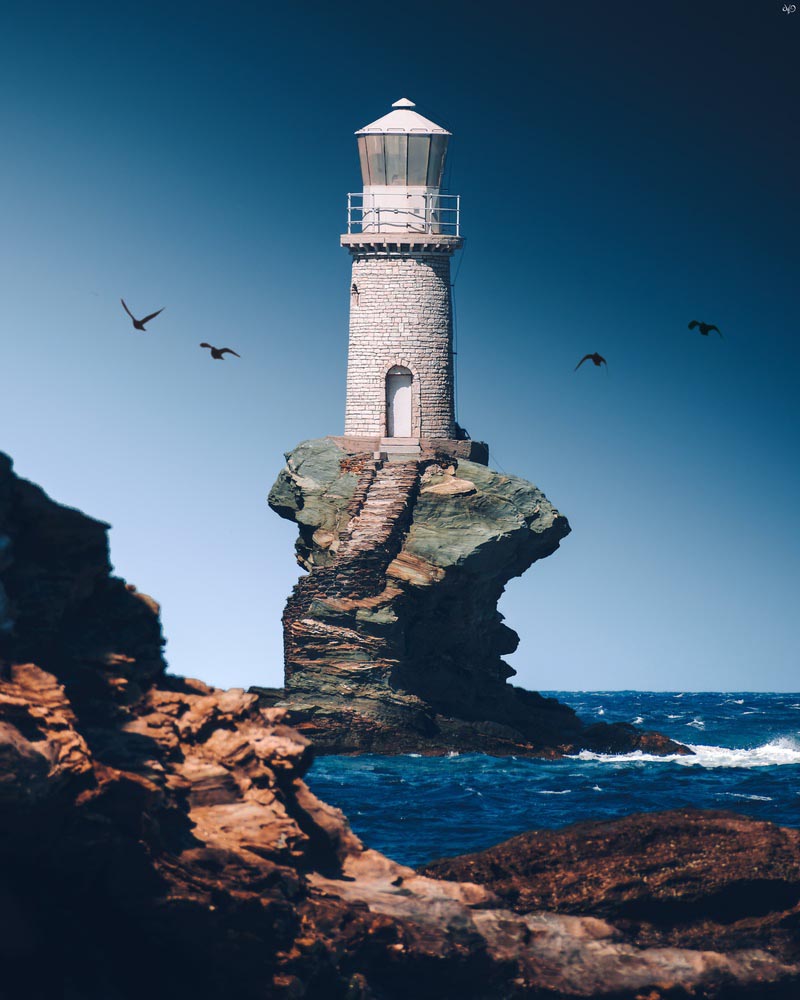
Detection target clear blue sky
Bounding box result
[0,1,797,691]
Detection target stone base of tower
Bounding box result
[263,437,689,759]
[328,434,489,466]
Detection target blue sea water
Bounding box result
[305,692,800,868]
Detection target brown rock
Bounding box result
[421,475,476,496]
[423,809,800,963]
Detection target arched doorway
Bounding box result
[385,366,413,437]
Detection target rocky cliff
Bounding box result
[268,437,686,757]
[1,450,798,999]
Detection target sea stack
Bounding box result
[267,100,686,758]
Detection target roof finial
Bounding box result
[392,98,416,109]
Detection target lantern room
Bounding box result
[348,98,459,236]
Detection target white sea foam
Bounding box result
[720,792,773,802]
[571,737,800,769]
[597,707,605,715]
[687,717,706,729]
[592,785,603,792]
[537,789,572,795]
[632,716,644,725]
[667,714,682,719]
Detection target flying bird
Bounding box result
[688,320,722,338]
[574,352,607,371]
[200,343,241,360]
[120,299,164,331]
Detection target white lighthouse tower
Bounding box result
[342,99,462,455]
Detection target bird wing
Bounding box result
[574,355,592,370]
[141,307,164,325]
[688,320,699,329]
[120,298,135,320]
[219,348,241,357]
[708,325,723,337]
[597,354,608,365]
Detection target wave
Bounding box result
[536,789,572,795]
[687,717,706,729]
[632,716,644,725]
[720,792,773,802]
[571,737,800,769]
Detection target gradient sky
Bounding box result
[0,1,797,692]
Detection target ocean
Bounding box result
[305,691,800,868]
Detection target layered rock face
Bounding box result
[268,437,687,757]
[1,452,799,998]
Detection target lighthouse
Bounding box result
[341,99,462,456]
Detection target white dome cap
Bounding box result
[355,98,451,136]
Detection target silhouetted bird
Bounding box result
[200,343,241,360]
[121,299,164,331]
[574,352,607,371]
[688,320,722,338]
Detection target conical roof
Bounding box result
[355,98,450,136]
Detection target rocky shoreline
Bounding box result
[423,809,800,967]
[1,450,799,998]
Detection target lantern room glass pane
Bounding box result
[357,137,371,185]
[384,134,407,185]
[365,134,386,185]
[407,135,430,186]
[427,135,448,187]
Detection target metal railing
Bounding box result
[347,192,460,237]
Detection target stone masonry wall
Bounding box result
[344,252,455,438]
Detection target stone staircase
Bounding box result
[338,461,420,561]
[282,458,422,688]
[283,461,420,668]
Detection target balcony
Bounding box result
[346,192,461,238]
